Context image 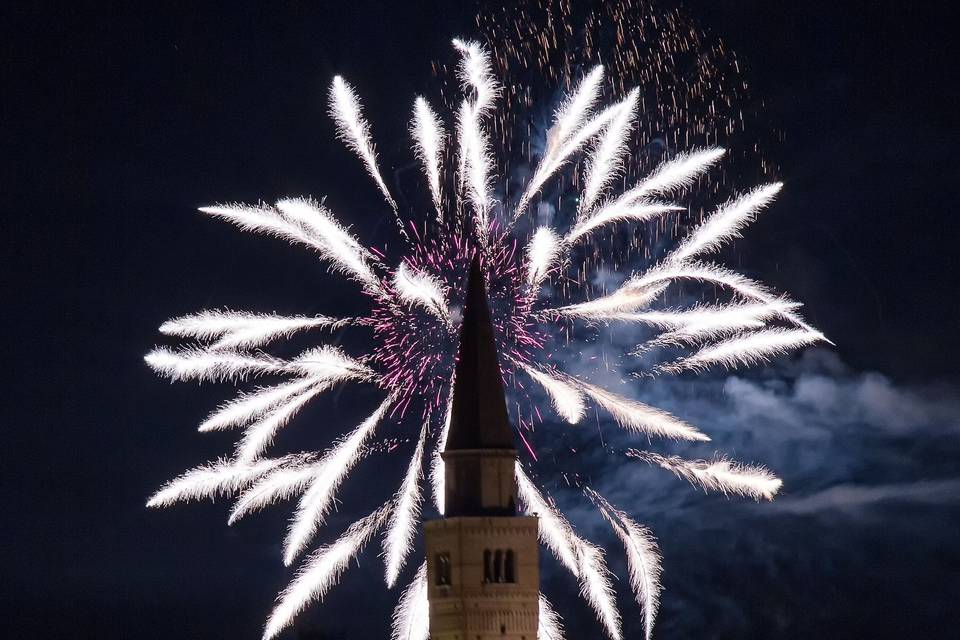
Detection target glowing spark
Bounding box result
[284,397,393,565]
[411,97,445,217]
[391,562,429,640]
[526,226,564,286]
[146,455,310,508]
[667,183,783,264]
[588,488,662,640]
[538,593,566,640]
[383,421,428,588]
[577,381,710,441]
[629,451,783,501]
[520,364,586,424]
[329,76,397,211]
[263,505,391,640]
[659,327,825,373]
[394,262,449,322]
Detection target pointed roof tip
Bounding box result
[445,254,516,452]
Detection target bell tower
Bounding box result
[424,256,540,639]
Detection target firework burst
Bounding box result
[146,4,823,638]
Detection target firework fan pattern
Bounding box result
[145,8,824,640]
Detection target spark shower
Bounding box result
[145,3,824,638]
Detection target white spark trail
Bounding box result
[667,183,783,264]
[626,147,726,199]
[537,593,566,640]
[284,396,393,565]
[580,89,639,213]
[234,382,332,463]
[383,421,428,588]
[629,451,783,501]
[199,201,383,291]
[622,300,798,332]
[429,388,453,515]
[625,299,802,352]
[550,282,666,320]
[577,381,710,441]
[538,593,566,640]
[199,377,322,433]
[520,364,585,424]
[286,345,374,381]
[263,505,391,640]
[516,465,620,639]
[160,310,348,350]
[275,198,384,290]
[393,262,449,322]
[514,66,605,216]
[661,328,824,374]
[144,347,284,383]
[411,97,445,217]
[146,455,310,508]
[566,202,682,243]
[577,540,622,640]
[230,459,321,524]
[628,260,821,335]
[526,226,563,286]
[452,39,498,234]
[588,488,662,640]
[515,464,580,576]
[451,39,497,114]
[551,65,604,150]
[391,562,429,640]
[516,96,633,218]
[329,76,397,211]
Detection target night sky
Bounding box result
[4,1,960,639]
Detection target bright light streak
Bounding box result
[329,76,397,211]
[629,451,783,501]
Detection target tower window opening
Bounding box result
[435,552,451,586]
[494,549,503,583]
[505,549,516,583]
[483,549,493,583]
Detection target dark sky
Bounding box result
[3,1,959,639]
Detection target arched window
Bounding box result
[494,549,503,583]
[435,552,451,586]
[505,549,516,583]
[483,549,493,583]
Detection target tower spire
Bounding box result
[445,254,516,452]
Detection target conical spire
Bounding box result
[445,254,516,451]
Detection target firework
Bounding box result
[146,5,824,637]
